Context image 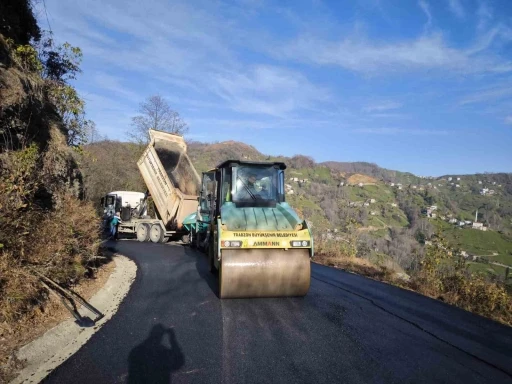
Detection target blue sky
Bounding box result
[39,0,512,176]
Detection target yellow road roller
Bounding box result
[192,160,313,299]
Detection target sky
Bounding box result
[38,0,512,176]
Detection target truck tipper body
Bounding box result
[101,129,201,242]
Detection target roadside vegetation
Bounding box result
[315,233,512,326]
[0,2,104,380]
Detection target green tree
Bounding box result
[5,32,92,147]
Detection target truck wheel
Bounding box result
[181,234,190,244]
[136,223,150,242]
[150,224,165,243]
[189,231,196,249]
[208,241,217,274]
[197,232,204,252]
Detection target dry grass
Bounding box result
[0,145,102,324]
[314,254,397,282]
[0,259,115,382]
[314,237,399,283]
[347,173,378,185]
[0,194,102,323]
[409,243,512,326]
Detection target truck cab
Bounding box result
[101,191,147,219]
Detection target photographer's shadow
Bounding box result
[128,324,184,384]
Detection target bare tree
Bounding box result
[127,95,189,144]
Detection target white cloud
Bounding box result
[210,65,331,117]
[477,1,493,31]
[505,116,512,125]
[418,0,433,29]
[91,72,139,101]
[353,127,449,135]
[38,0,512,142]
[42,0,331,120]
[362,101,403,113]
[459,86,512,105]
[448,0,465,19]
[278,32,510,75]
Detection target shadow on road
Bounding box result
[184,246,220,297]
[128,324,185,384]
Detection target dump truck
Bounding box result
[188,160,313,298]
[101,129,201,242]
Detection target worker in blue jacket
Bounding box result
[110,212,122,240]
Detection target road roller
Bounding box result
[190,160,313,299]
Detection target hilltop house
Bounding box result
[424,207,437,218]
[472,222,488,231]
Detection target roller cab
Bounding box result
[201,160,313,299]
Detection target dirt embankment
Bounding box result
[0,30,102,381]
[347,174,378,185]
[0,259,115,381]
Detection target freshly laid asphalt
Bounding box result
[43,240,512,384]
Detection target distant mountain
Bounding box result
[187,140,266,173]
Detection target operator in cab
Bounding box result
[237,172,270,200]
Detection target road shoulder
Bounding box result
[10,254,137,384]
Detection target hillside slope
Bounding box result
[83,138,512,281]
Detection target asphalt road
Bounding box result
[44,240,512,384]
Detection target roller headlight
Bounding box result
[290,240,310,247]
[221,240,242,247]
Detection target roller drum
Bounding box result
[219,249,311,299]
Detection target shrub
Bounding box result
[411,235,512,325]
[0,146,100,323]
